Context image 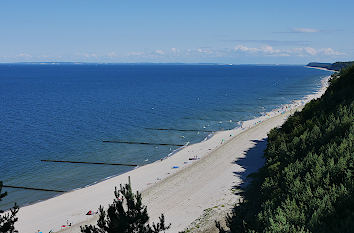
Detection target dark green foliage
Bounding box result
[307,62,332,70]
[0,181,19,233]
[220,65,354,232]
[80,183,171,233]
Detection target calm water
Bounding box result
[0,64,331,209]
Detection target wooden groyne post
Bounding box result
[41,159,138,167]
[144,127,214,133]
[102,141,185,147]
[3,185,65,193]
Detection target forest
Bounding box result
[220,65,354,232]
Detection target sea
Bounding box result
[0,64,332,209]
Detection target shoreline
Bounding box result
[305,65,338,72]
[15,74,332,233]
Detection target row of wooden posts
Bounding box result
[3,176,131,193]
[4,128,205,192]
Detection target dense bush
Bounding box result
[220,65,354,232]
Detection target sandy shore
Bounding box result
[15,74,331,233]
[305,66,337,72]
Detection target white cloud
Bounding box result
[127,51,145,56]
[196,48,213,54]
[234,45,258,52]
[124,46,343,59]
[86,53,97,58]
[75,52,98,58]
[233,45,343,57]
[154,49,165,55]
[319,48,344,56]
[67,46,342,61]
[106,52,117,58]
[304,47,317,55]
[234,45,281,55]
[293,28,319,33]
[262,45,281,54]
[16,53,32,58]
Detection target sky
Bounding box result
[1,0,353,64]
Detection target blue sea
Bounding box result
[0,64,331,209]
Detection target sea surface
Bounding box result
[0,64,332,209]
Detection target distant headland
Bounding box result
[307,61,354,71]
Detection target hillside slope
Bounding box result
[222,65,354,233]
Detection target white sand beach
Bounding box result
[305,66,336,72]
[15,75,331,233]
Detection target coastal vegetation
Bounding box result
[0,181,19,233]
[307,61,354,71]
[80,183,170,233]
[219,65,354,232]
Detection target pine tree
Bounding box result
[81,183,171,233]
[219,64,354,232]
[0,181,19,233]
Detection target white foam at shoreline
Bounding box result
[226,75,331,132]
[15,74,332,233]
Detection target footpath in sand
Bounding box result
[15,76,331,233]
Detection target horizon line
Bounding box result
[0,61,311,66]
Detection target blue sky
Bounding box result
[1,0,353,64]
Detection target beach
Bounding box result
[14,75,331,233]
[305,66,337,72]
